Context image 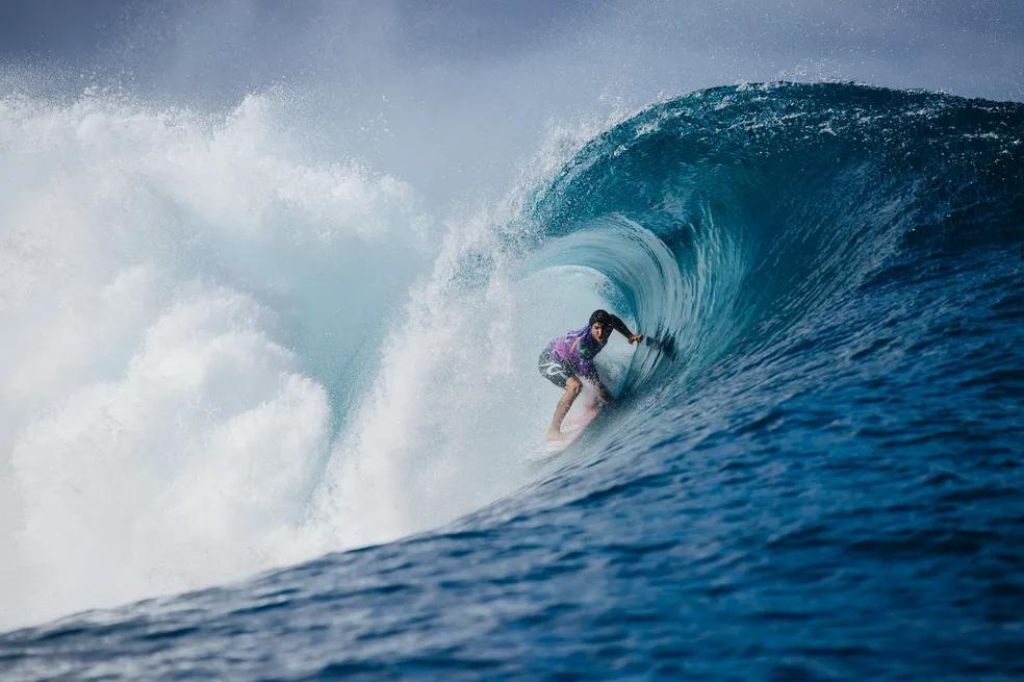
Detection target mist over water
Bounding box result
[1,4,1022,671]
[0,91,434,625]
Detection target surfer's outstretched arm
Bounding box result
[608,314,644,344]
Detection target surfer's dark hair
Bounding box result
[589,309,613,327]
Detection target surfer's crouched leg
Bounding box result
[548,376,582,438]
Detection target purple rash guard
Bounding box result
[543,325,604,381]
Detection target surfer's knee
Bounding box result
[565,377,582,397]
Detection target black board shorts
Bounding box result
[538,350,574,388]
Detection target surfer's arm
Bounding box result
[609,314,644,344]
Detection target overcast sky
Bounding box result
[2,1,1021,97]
[2,0,1022,203]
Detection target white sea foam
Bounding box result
[0,92,432,627]
[0,89,621,629]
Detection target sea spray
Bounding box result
[0,91,431,627]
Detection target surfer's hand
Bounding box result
[628,334,644,344]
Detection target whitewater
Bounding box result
[0,88,554,623]
[2,81,1023,679]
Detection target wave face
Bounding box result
[3,83,1024,678]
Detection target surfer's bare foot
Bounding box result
[546,429,565,442]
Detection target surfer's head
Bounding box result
[589,309,613,345]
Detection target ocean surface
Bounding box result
[2,82,1023,679]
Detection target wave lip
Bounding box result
[529,82,1024,396]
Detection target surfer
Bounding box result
[538,309,644,441]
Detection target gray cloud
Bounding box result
[2,0,1022,205]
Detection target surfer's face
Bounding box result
[590,322,610,344]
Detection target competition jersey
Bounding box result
[544,325,604,380]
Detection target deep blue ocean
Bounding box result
[2,83,1023,680]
